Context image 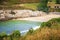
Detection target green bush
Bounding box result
[27,28,34,35]
[41,18,60,28]
[41,22,51,28]
[10,30,21,40]
[37,0,49,12]
[0,32,7,40]
[11,30,21,37]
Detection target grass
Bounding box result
[22,27,60,40]
[0,3,40,10]
[20,3,40,10]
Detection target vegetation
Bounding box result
[0,0,60,11]
[0,30,21,40]
[56,0,60,4]
[0,3,39,10]
[41,18,60,28]
[20,3,39,10]
[27,28,34,35]
[23,18,60,40]
[10,30,21,40]
[0,0,20,5]
[37,0,49,12]
[0,32,7,40]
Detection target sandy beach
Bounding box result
[14,14,60,22]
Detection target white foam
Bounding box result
[20,30,29,33]
[20,26,40,33]
[33,26,40,30]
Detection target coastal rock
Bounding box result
[14,10,32,18]
[49,12,60,15]
[0,10,47,20]
[0,14,5,20]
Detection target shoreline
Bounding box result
[13,14,60,22]
[0,14,60,35]
[13,14,60,35]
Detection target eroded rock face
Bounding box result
[0,10,47,20]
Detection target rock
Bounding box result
[49,12,60,15]
[0,14,5,19]
[14,10,33,18]
[0,10,47,21]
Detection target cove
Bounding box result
[0,20,41,35]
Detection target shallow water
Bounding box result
[0,20,41,35]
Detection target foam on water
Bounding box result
[21,30,28,33]
[33,26,40,30]
[20,26,40,34]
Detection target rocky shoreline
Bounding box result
[0,10,46,21]
[0,10,60,21]
[16,15,60,22]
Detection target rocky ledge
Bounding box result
[0,10,60,21]
[0,10,47,21]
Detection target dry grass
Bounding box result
[21,27,60,40]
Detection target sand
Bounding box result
[14,14,60,22]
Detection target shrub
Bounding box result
[41,18,60,28]
[0,32,7,40]
[27,28,34,35]
[10,30,21,40]
[11,30,21,37]
[41,22,51,28]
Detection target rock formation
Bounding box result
[0,10,47,21]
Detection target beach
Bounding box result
[15,14,60,22]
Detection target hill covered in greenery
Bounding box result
[0,0,60,11]
[0,0,60,4]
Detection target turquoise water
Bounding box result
[0,20,41,34]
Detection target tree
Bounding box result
[38,0,49,12]
[0,0,4,4]
[56,0,60,4]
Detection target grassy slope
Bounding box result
[0,3,39,10]
[21,3,39,10]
